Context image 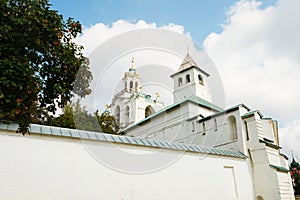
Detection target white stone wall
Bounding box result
[0,130,254,200]
[244,112,295,200]
[127,102,216,138]
[184,109,245,151]
[111,92,164,129]
[127,102,190,138]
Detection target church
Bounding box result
[110,51,295,200]
[0,51,295,200]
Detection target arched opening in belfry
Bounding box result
[145,105,155,118]
[178,77,183,86]
[114,105,120,124]
[228,115,238,140]
[198,74,203,85]
[124,106,130,126]
[186,74,191,83]
[130,81,133,91]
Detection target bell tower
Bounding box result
[110,58,164,129]
[170,52,211,103]
[123,58,141,93]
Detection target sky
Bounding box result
[51,0,276,43]
[49,0,300,159]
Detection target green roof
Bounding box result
[187,96,224,112]
[188,103,250,123]
[290,158,300,169]
[226,103,251,112]
[270,164,290,173]
[259,139,281,149]
[124,95,224,131]
[241,110,263,119]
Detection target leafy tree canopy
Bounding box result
[0,0,92,134]
[45,99,100,132]
[290,158,300,195]
[45,100,121,135]
[95,110,121,135]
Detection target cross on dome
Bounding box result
[131,57,135,69]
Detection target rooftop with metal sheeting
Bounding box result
[0,122,246,159]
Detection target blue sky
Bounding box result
[50,0,276,43]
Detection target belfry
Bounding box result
[110,58,164,129]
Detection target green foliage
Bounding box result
[95,110,121,135]
[0,0,92,134]
[294,174,300,195]
[46,104,75,129]
[45,100,120,134]
[72,100,100,132]
[45,100,99,132]
[290,158,300,195]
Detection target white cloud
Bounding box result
[75,19,195,116]
[76,19,189,56]
[203,0,300,157]
[280,121,300,159]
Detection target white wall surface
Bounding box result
[0,130,254,200]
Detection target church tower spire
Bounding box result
[170,52,211,103]
[131,57,135,69]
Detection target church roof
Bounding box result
[178,53,198,72]
[124,95,224,131]
[291,158,300,169]
[241,110,264,119]
[188,103,251,123]
[0,122,246,159]
[270,164,290,173]
[170,52,210,77]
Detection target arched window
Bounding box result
[135,82,138,90]
[228,116,238,140]
[186,74,191,83]
[124,106,130,126]
[124,81,127,91]
[145,105,155,118]
[192,121,195,132]
[202,122,206,135]
[130,81,133,91]
[198,74,203,85]
[114,106,120,124]
[178,77,183,86]
[214,118,218,131]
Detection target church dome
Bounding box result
[128,68,136,77]
[127,58,138,77]
[290,158,300,169]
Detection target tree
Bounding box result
[290,158,300,195]
[45,99,100,132]
[0,0,92,134]
[45,101,120,134]
[95,110,121,135]
[46,103,75,129]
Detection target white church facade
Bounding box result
[111,52,295,200]
[0,52,295,200]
